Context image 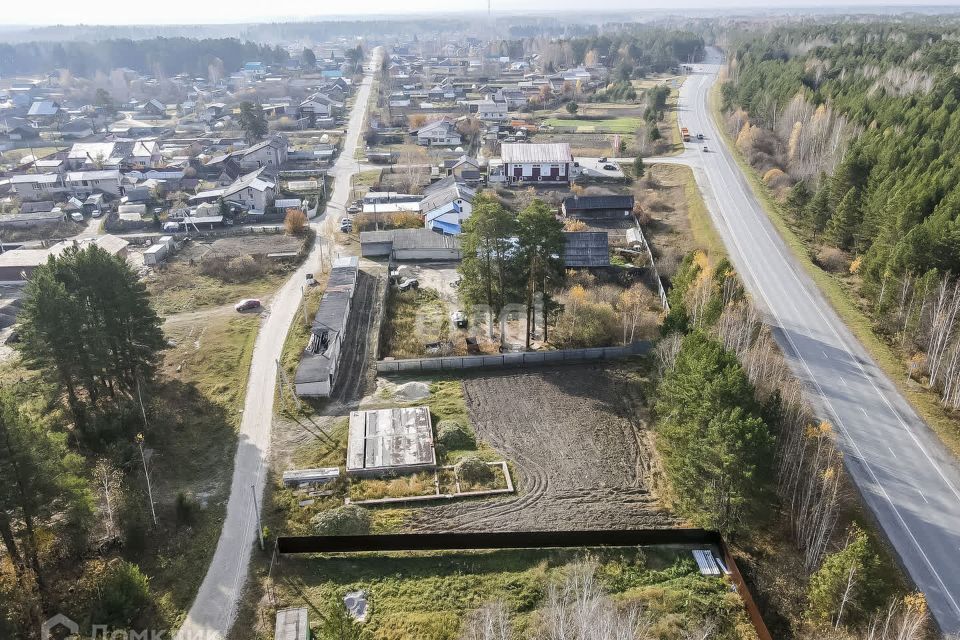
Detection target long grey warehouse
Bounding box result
[294,256,359,397]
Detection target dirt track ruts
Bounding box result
[408,365,679,532]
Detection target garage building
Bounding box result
[360,228,462,261]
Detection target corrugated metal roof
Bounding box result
[562,195,634,211]
[501,142,572,164]
[563,231,609,267]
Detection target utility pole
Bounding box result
[251,484,264,550]
[301,285,309,326]
[135,433,158,526]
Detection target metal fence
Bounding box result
[275,527,771,640]
[376,341,652,373]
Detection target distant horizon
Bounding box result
[1,1,959,27]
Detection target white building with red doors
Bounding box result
[494,143,574,185]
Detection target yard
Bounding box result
[141,232,312,314]
[253,548,753,640]
[132,306,261,626]
[542,115,645,133]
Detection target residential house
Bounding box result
[475,99,508,122]
[442,155,483,186]
[64,170,123,197]
[27,100,64,125]
[495,88,527,110]
[497,143,573,185]
[299,93,342,124]
[60,118,95,139]
[140,99,166,117]
[412,119,462,147]
[561,195,635,219]
[238,135,288,172]
[420,176,476,235]
[0,117,39,141]
[222,168,276,213]
[6,173,65,200]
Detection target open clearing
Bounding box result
[408,365,678,532]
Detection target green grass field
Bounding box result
[263,548,753,640]
[542,116,644,133]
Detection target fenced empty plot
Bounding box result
[408,365,679,533]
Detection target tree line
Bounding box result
[2,245,166,637]
[722,21,960,413]
[654,250,926,638]
[0,37,289,77]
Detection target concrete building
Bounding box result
[294,256,359,398]
[346,406,436,477]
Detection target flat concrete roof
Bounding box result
[346,406,436,476]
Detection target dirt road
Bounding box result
[409,365,678,532]
[174,49,381,640]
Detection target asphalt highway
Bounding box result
[678,49,960,633]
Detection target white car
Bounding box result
[91,209,103,218]
[70,212,84,223]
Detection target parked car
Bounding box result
[599,156,608,162]
[452,310,468,328]
[602,164,617,171]
[91,209,103,218]
[163,221,180,232]
[397,278,419,291]
[70,212,84,223]
[305,273,316,286]
[347,203,362,214]
[702,145,709,152]
[697,133,704,140]
[234,298,261,312]
[389,267,409,284]
[339,218,353,232]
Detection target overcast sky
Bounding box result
[0,0,954,26]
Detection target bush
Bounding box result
[175,491,198,526]
[284,208,308,234]
[312,504,371,535]
[455,455,495,485]
[816,246,850,273]
[436,419,476,451]
[92,561,153,629]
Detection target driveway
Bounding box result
[173,48,382,640]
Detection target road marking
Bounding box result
[918,489,929,504]
[889,447,898,459]
[689,64,960,619]
[822,350,828,359]
[840,376,847,386]
[860,407,868,418]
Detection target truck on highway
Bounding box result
[681,127,691,142]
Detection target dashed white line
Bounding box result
[840,376,847,386]
[918,489,929,504]
[860,407,869,418]
[889,447,898,459]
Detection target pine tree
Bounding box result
[828,187,861,250]
[516,199,565,348]
[655,333,775,536]
[238,101,268,143]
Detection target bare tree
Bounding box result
[461,601,511,640]
[93,459,123,538]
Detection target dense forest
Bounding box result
[0,37,289,77]
[721,22,960,409]
[525,28,704,76]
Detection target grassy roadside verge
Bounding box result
[707,83,960,458]
[676,163,727,260]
